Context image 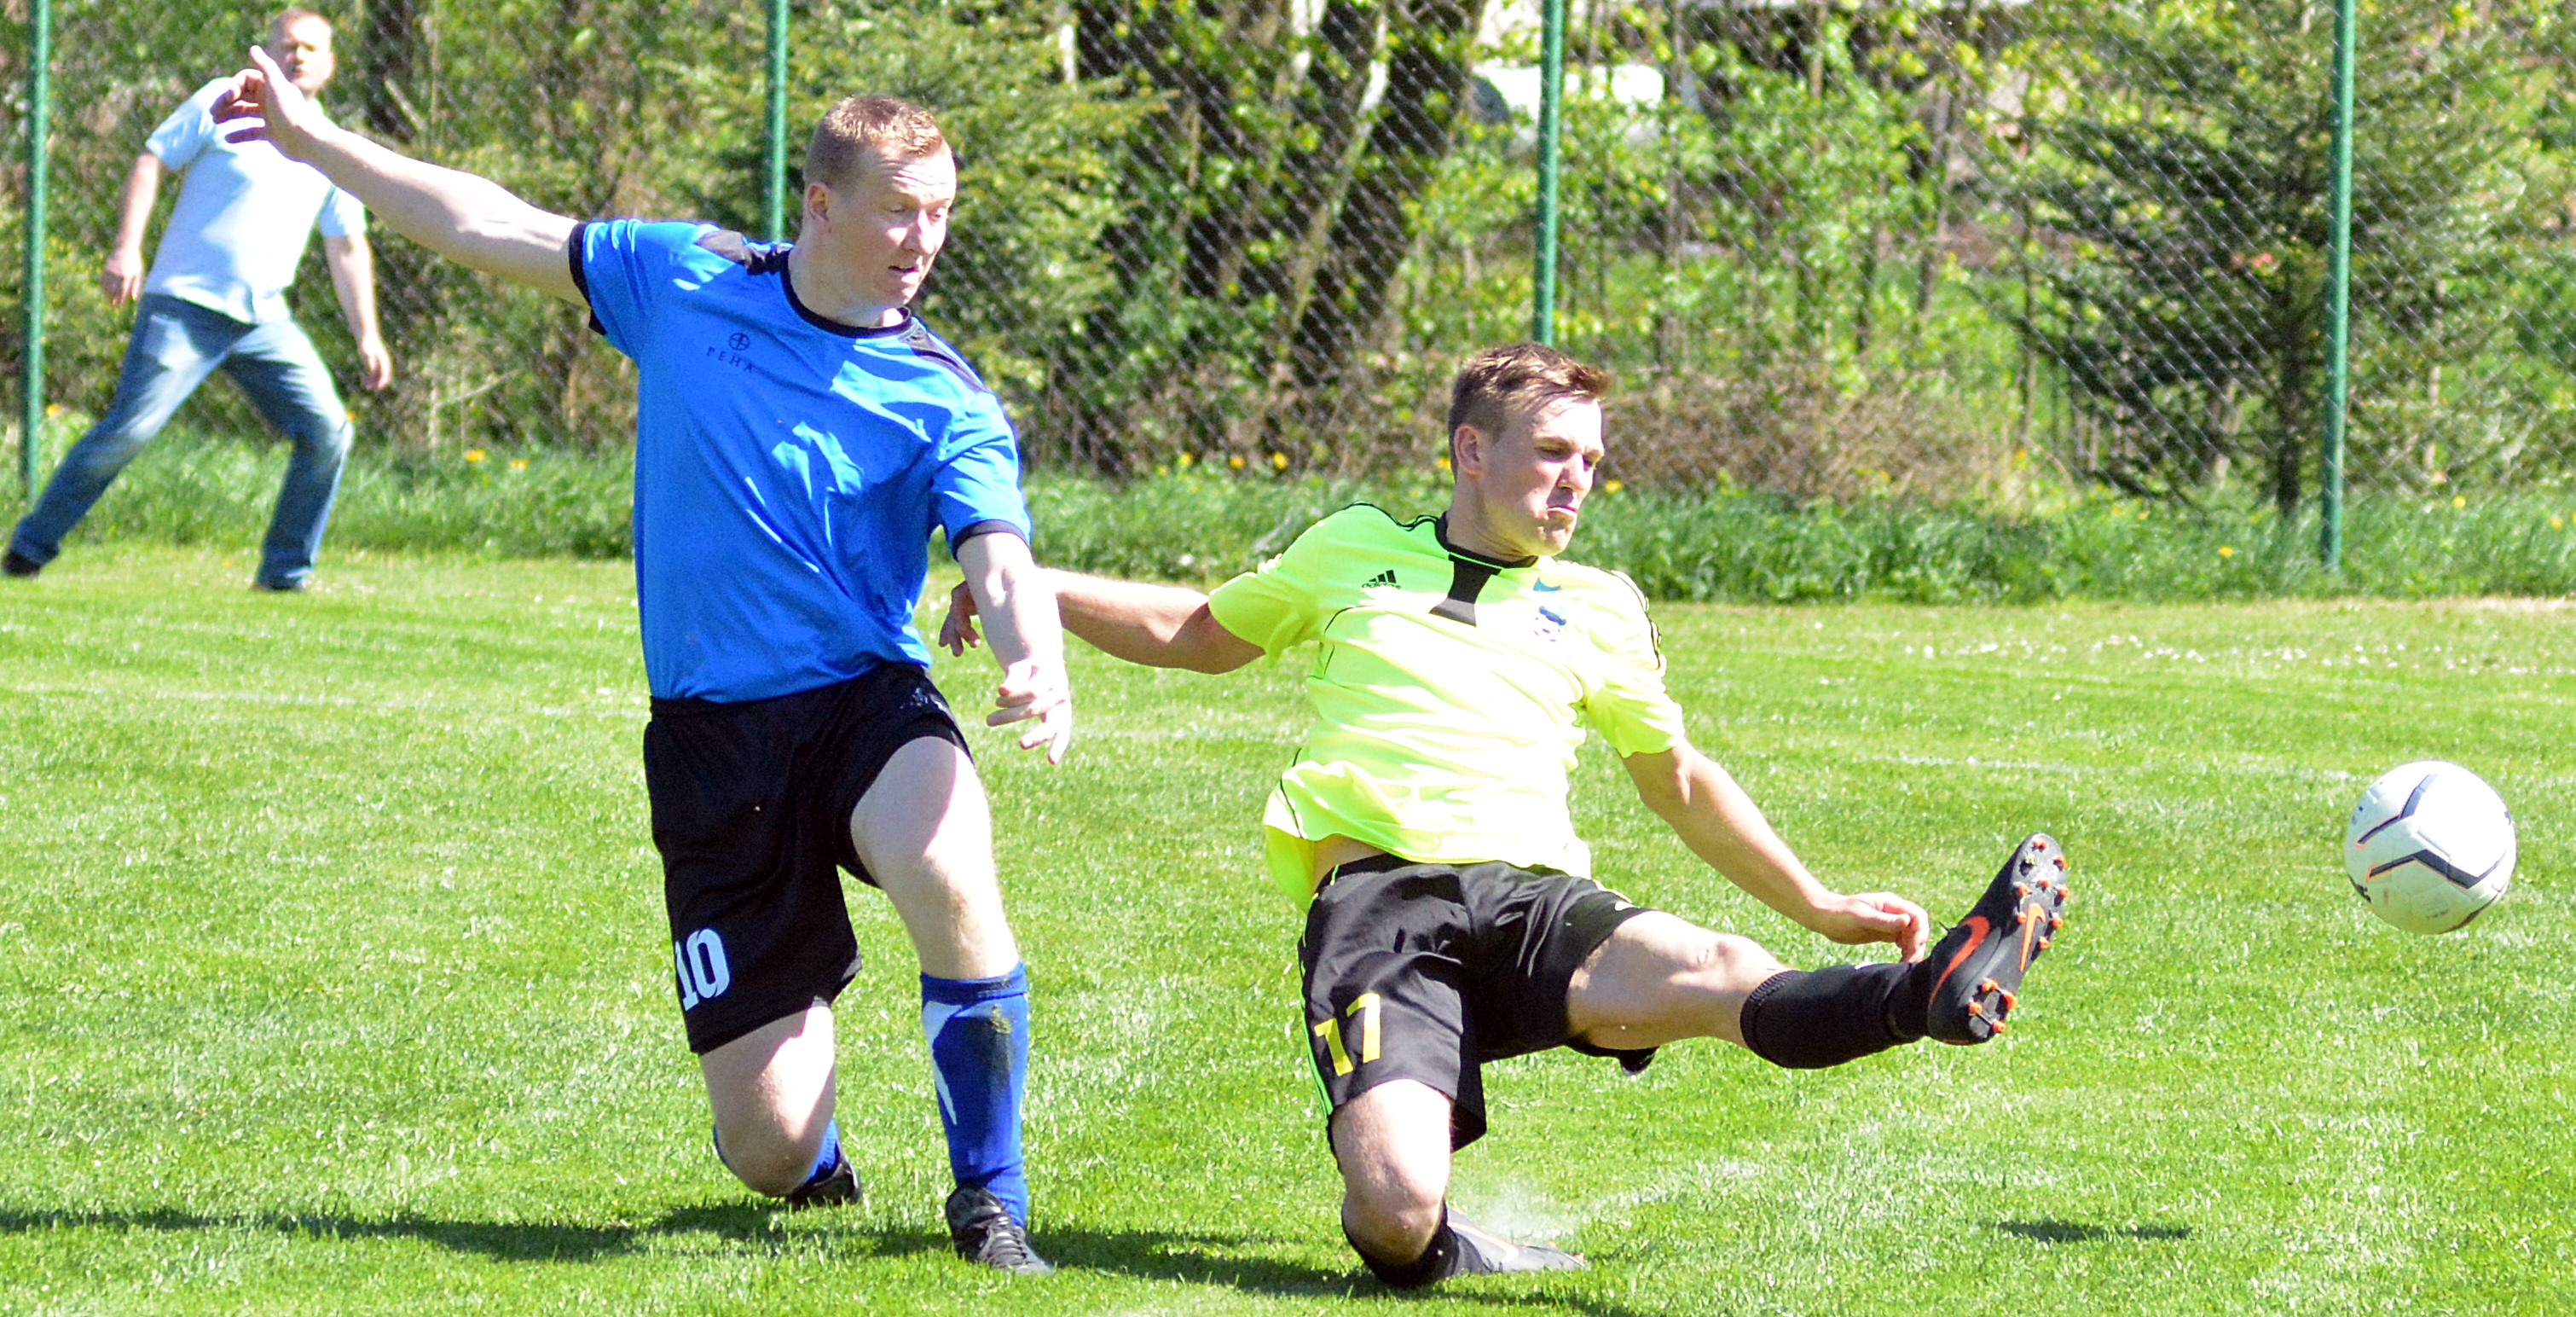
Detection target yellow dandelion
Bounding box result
[43,403,61,417]
[508,457,529,471]
[1436,455,1451,473]
[2218,544,2235,558]
[2552,516,2566,530]
[1228,455,1245,470]
[465,448,488,463]
[2452,494,2467,509]
[1604,479,1624,494]
[1270,452,1288,470]
[1177,451,1195,467]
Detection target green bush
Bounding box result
[40,430,2576,600]
[55,428,631,560]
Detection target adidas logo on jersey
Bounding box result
[1363,570,1400,589]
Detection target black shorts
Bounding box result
[645,663,970,1054]
[1298,855,1657,1150]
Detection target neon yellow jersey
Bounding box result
[1207,504,1687,900]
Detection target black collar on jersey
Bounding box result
[1432,514,1538,571]
[778,257,916,339]
[692,228,914,339]
[709,230,985,388]
[1428,515,1536,627]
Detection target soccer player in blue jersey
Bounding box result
[220,52,1066,1272]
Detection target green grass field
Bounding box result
[3,547,2569,1315]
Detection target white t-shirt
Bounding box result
[141,78,367,326]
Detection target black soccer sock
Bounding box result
[1348,1210,1462,1290]
[1737,962,1929,1070]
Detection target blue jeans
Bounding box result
[11,294,353,589]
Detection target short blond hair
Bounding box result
[805,95,948,192]
[1446,343,1612,446]
[269,7,331,41]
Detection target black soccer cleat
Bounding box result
[1924,833,2070,1044]
[944,1185,1054,1274]
[783,1151,860,1210]
[1447,1213,1587,1275]
[3,549,42,579]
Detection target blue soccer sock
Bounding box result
[796,1118,846,1192]
[922,964,1032,1225]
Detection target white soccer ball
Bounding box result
[2344,760,2515,935]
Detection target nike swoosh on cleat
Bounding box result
[1931,915,1989,997]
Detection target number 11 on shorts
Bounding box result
[1312,992,1382,1076]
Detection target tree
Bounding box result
[2011,0,2569,511]
[1057,0,1482,471]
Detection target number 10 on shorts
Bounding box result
[1312,992,1382,1076]
[674,928,732,1009]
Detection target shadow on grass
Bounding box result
[0,1206,1663,1313]
[1994,1219,2193,1244]
[0,1202,796,1262]
[1039,1227,1665,1314]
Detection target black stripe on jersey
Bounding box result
[694,228,784,274]
[900,320,993,395]
[1431,559,1501,626]
[567,221,603,336]
[1608,569,1665,665]
[1426,514,1534,628]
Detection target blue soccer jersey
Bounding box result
[571,219,1032,702]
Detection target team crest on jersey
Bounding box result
[1532,604,1568,641]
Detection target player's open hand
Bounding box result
[101,247,147,305]
[988,656,1072,764]
[939,580,983,656]
[216,47,325,159]
[1808,891,1932,962]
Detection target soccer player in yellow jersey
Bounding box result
[945,344,2072,1286]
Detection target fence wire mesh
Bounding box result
[3,0,2572,506]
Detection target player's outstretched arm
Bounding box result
[945,570,1257,675]
[101,154,168,305]
[1624,741,1931,960]
[955,531,1075,764]
[217,47,580,304]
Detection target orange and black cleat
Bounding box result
[1923,833,2070,1044]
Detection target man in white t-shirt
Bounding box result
[6,8,389,591]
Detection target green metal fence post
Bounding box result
[1531,0,1564,345]
[20,0,52,499]
[2321,0,2356,570]
[764,0,790,242]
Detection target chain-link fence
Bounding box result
[4,1,2572,505]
